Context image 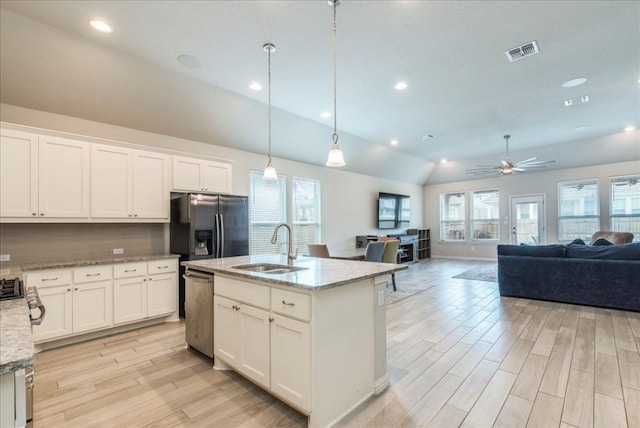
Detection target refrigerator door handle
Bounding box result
[218,213,225,257]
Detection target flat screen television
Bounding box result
[377,192,410,229]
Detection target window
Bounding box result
[249,171,286,255]
[440,192,465,241]
[292,177,321,253]
[610,175,640,241]
[558,179,599,242]
[471,189,499,240]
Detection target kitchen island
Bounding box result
[182,255,407,428]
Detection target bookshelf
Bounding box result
[407,228,431,259]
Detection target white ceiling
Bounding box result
[1,0,639,184]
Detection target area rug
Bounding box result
[386,281,435,305]
[452,264,498,282]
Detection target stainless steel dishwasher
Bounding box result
[184,269,214,358]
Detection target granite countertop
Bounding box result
[182,255,408,291]
[20,253,180,272]
[0,298,33,374]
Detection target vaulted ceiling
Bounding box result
[1,1,638,184]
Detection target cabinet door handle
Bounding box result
[67,288,71,292]
[40,213,45,216]
[32,213,37,216]
[74,288,78,291]
[282,300,295,307]
[42,277,58,282]
[269,317,274,323]
[86,273,101,277]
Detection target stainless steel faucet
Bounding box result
[271,223,297,265]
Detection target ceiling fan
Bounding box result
[466,134,555,176]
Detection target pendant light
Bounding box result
[263,42,278,180]
[326,0,345,167]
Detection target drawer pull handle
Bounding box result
[86,273,101,277]
[282,300,295,307]
[124,269,137,273]
[42,277,58,282]
[157,266,168,269]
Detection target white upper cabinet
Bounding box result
[91,145,169,220]
[38,136,90,218]
[0,128,38,218]
[172,156,232,194]
[1,129,89,220]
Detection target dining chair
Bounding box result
[363,241,385,262]
[381,239,400,291]
[307,243,331,258]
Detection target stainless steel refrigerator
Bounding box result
[170,193,249,317]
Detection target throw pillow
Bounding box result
[569,238,586,245]
[592,238,613,246]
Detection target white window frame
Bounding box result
[249,170,287,255]
[440,192,466,241]
[470,189,500,241]
[292,177,322,254]
[557,179,600,242]
[610,175,640,241]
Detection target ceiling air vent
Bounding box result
[505,41,539,62]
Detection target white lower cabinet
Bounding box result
[214,276,311,412]
[114,259,177,325]
[29,266,112,342]
[270,314,311,410]
[27,258,177,343]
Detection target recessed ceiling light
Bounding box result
[580,95,589,103]
[625,126,636,132]
[394,82,408,90]
[90,20,112,33]
[390,139,399,146]
[176,55,202,69]
[562,77,587,88]
[321,111,332,118]
[564,99,573,107]
[440,158,448,164]
[249,82,262,91]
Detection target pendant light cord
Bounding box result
[268,46,273,163]
[332,0,338,145]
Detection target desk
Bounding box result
[328,248,366,260]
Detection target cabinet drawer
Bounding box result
[148,259,176,274]
[26,269,72,288]
[113,262,147,279]
[215,276,269,309]
[74,265,113,283]
[271,288,311,322]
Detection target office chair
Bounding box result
[381,239,400,291]
[307,243,331,258]
[364,241,385,262]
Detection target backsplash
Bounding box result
[0,223,165,265]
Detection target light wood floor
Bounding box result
[33,259,640,428]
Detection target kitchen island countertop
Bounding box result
[182,254,407,291]
[0,298,33,374]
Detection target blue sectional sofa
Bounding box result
[497,242,640,312]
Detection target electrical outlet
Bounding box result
[0,254,10,262]
[113,248,124,255]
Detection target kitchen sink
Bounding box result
[232,263,308,274]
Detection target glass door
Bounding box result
[510,195,546,245]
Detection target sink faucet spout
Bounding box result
[271,223,297,265]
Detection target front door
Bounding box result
[510,194,546,245]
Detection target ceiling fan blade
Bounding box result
[517,159,555,166]
[467,168,502,175]
[515,157,538,165]
[513,167,526,172]
[517,164,551,169]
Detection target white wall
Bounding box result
[424,160,640,261]
[1,103,423,253]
